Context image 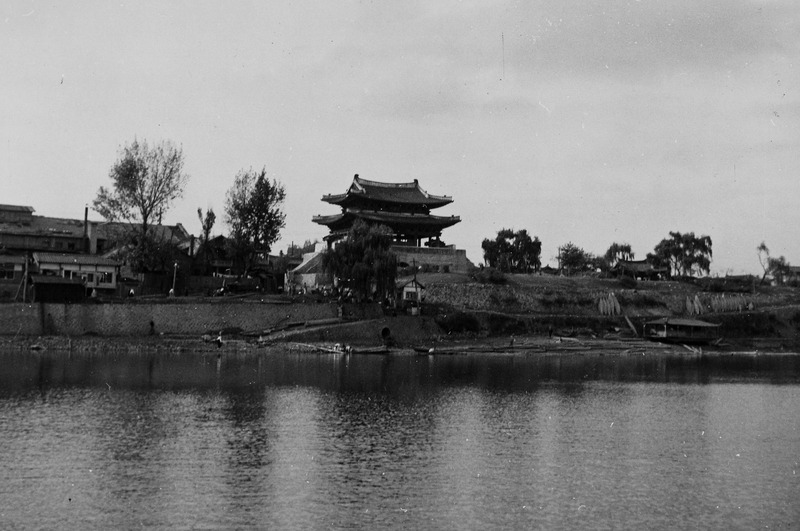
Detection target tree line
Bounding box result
[93,138,286,277]
[92,137,794,298]
[480,229,719,279]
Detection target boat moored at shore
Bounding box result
[644,317,721,345]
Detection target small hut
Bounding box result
[643,318,720,345]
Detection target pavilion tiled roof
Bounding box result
[313,209,460,231]
[322,175,453,209]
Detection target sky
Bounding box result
[2,0,798,275]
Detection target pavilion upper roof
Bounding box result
[322,175,453,210]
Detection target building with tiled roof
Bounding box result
[0,204,190,258]
[313,175,461,246]
[312,175,473,273]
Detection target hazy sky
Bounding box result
[2,0,797,274]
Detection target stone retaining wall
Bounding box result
[0,301,383,337]
[391,246,474,273]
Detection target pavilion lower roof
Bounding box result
[312,209,460,234]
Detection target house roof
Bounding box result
[0,215,88,237]
[0,214,187,240]
[34,252,119,267]
[291,252,327,275]
[615,260,669,273]
[0,205,35,213]
[397,278,425,289]
[645,318,720,328]
[0,255,27,264]
[322,175,453,209]
[616,260,652,271]
[94,222,190,242]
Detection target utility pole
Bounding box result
[22,254,28,303]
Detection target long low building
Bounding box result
[33,252,120,292]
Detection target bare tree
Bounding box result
[93,139,189,272]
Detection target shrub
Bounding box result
[435,312,481,333]
[487,313,528,335]
[473,267,507,284]
[618,276,638,289]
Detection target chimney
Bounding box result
[83,205,89,253]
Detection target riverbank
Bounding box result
[2,324,795,356]
[2,272,799,352]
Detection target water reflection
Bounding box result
[2,349,799,396]
[1,348,799,530]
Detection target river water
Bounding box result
[1,347,798,530]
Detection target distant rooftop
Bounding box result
[0,205,34,213]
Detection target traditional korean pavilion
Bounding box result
[313,175,461,247]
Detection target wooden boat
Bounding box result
[349,346,392,355]
[643,318,721,345]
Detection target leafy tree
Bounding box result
[321,220,398,302]
[604,242,634,267]
[756,241,795,285]
[756,241,771,285]
[196,207,216,275]
[558,242,593,275]
[647,231,712,277]
[481,228,542,273]
[224,168,286,275]
[586,253,607,272]
[93,139,189,273]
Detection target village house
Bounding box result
[0,204,91,254]
[284,242,330,294]
[396,277,425,312]
[0,255,26,281]
[0,203,199,298]
[0,204,190,263]
[613,259,670,280]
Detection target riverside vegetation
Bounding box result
[417,271,800,349]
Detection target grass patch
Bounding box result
[435,312,481,334]
[473,268,507,285]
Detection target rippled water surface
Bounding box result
[1,348,799,530]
